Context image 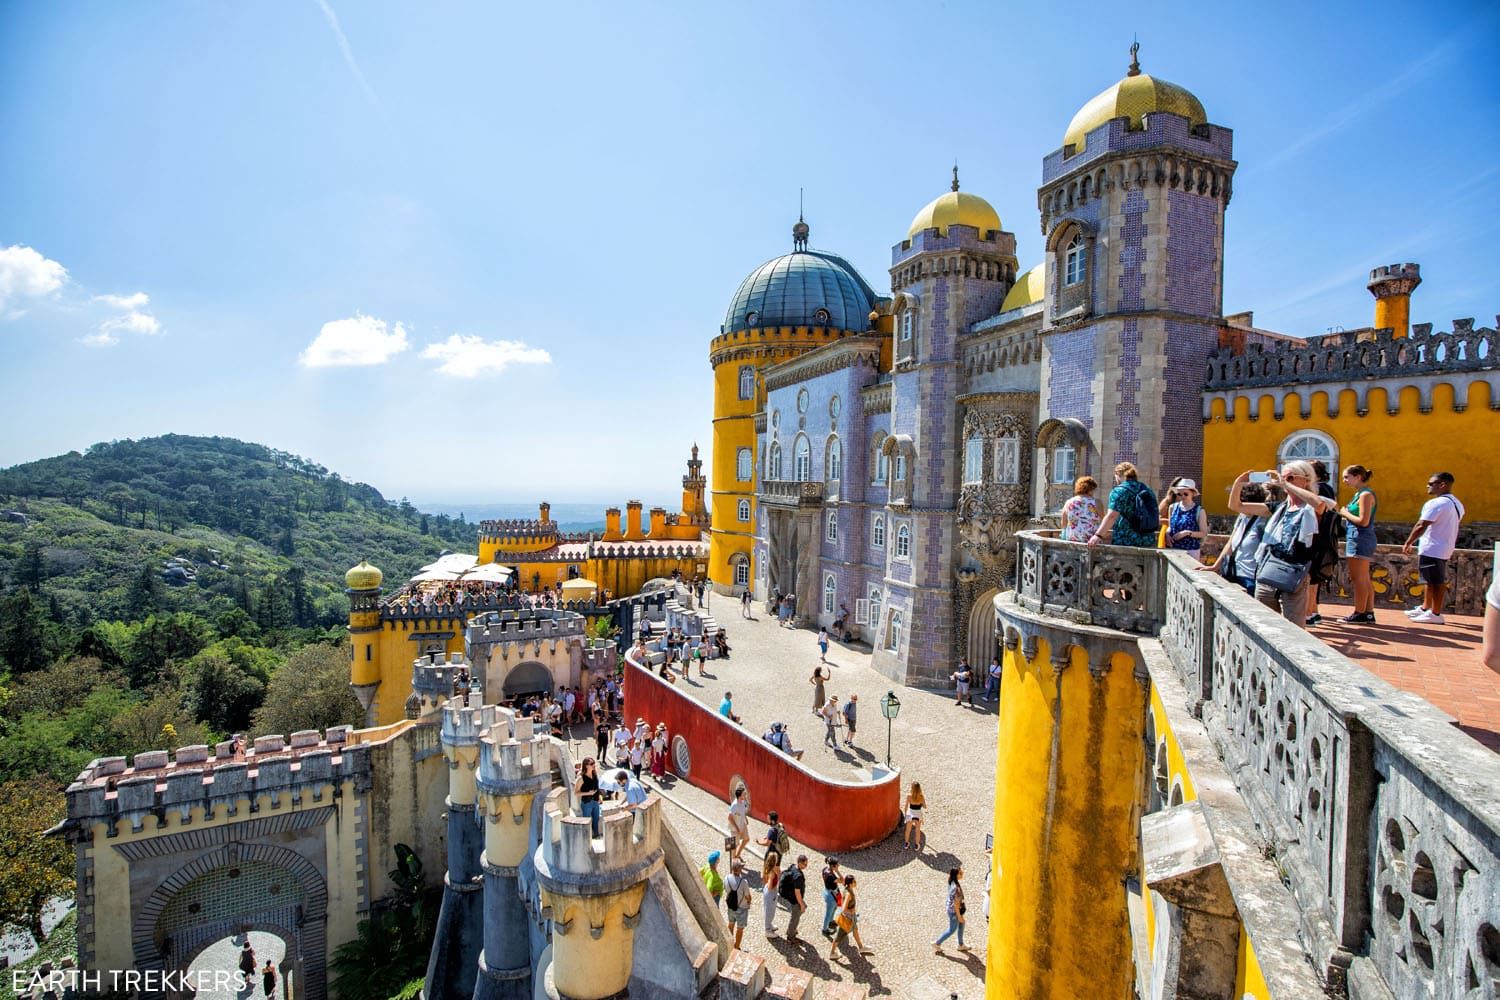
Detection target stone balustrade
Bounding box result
[1007,529,1500,997]
[757,479,825,507]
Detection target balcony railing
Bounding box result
[1003,529,1500,997]
[757,479,825,507]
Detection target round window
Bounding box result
[814,307,830,325]
[771,409,780,428]
[797,389,809,413]
[829,395,841,418]
[745,310,758,326]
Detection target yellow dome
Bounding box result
[1001,265,1045,312]
[345,560,383,590]
[907,170,1001,239]
[1063,63,1206,153]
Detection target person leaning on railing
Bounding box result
[1228,463,1331,627]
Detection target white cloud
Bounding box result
[0,245,68,316]
[420,335,552,378]
[300,314,410,367]
[82,291,161,348]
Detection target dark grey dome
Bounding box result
[722,250,878,334]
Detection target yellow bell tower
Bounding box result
[708,213,880,595]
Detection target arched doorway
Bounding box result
[133,844,328,1000]
[502,660,554,700]
[186,929,288,1000]
[967,587,1001,679]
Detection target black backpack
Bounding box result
[1125,483,1160,534]
[778,864,801,901]
[725,876,741,912]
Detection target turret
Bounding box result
[680,445,709,527]
[346,560,384,725]
[1367,262,1422,338]
[538,502,551,525]
[534,785,664,999]
[424,703,495,1000]
[473,711,553,1000]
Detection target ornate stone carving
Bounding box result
[1204,322,1498,391]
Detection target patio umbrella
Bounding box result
[420,553,479,574]
[462,563,514,583]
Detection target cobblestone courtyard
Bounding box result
[584,599,999,998]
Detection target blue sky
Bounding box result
[1,1,1495,504]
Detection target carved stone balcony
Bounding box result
[757,479,824,508]
[1013,530,1164,634]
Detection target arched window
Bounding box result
[794,436,812,482]
[738,365,755,401]
[995,433,1020,484]
[895,523,911,559]
[871,514,886,549]
[729,553,750,587]
[1052,445,1077,484]
[737,499,750,522]
[736,447,752,482]
[1278,430,1337,471]
[872,432,889,484]
[825,509,838,543]
[963,434,984,484]
[1064,234,1086,286]
[826,436,842,482]
[887,608,903,651]
[868,586,883,628]
[767,441,783,480]
[823,573,836,614]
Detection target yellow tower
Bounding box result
[1367,262,1421,337]
[708,215,879,595]
[345,560,384,724]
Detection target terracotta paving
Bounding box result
[1310,604,1500,752]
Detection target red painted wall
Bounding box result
[622,656,901,853]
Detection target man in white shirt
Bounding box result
[1402,472,1465,625]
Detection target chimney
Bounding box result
[538,502,551,525]
[624,501,643,540]
[603,507,622,541]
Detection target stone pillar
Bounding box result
[473,712,552,1000]
[535,786,664,999]
[1367,263,1421,338]
[1140,801,1240,1000]
[425,705,494,1000]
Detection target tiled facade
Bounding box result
[723,62,1240,686]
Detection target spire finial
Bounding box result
[792,189,810,251]
[1128,36,1141,76]
[951,162,960,192]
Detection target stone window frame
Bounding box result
[1052,445,1077,484]
[963,434,984,485]
[1047,220,1096,320]
[729,553,750,587]
[822,572,837,615]
[868,586,883,628]
[871,513,886,550]
[767,440,783,480]
[895,291,920,363]
[793,433,812,482]
[735,447,753,482]
[736,499,751,523]
[894,522,912,561]
[825,435,843,484]
[886,608,904,652]
[1064,233,1087,286]
[994,433,1021,485]
[796,388,810,414]
[881,434,916,505]
[738,365,756,401]
[871,431,889,484]
[825,509,838,544]
[1278,429,1338,472]
[1035,417,1091,515]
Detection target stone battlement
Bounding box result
[441,703,497,747]
[1204,319,1498,390]
[467,609,588,644]
[476,712,551,791]
[537,786,661,892]
[65,728,368,831]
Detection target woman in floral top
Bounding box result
[1060,476,1100,541]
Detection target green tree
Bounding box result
[329,845,434,1000]
[0,590,61,675]
[0,779,74,945]
[2,656,125,720]
[252,641,363,736]
[109,689,210,753]
[124,613,214,689]
[184,655,265,733]
[125,562,164,619]
[14,543,45,593]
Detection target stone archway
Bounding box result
[503,660,554,699]
[966,587,1001,676]
[134,841,328,1000]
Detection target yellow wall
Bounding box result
[1202,379,1498,523]
[987,640,1147,1000]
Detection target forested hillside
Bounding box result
[0,435,480,947]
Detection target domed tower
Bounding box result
[345,560,384,724]
[1034,42,1236,496]
[708,216,878,595]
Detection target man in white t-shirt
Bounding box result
[1402,472,1465,625]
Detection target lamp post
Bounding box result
[879,690,901,768]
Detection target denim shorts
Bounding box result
[1345,527,1377,559]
